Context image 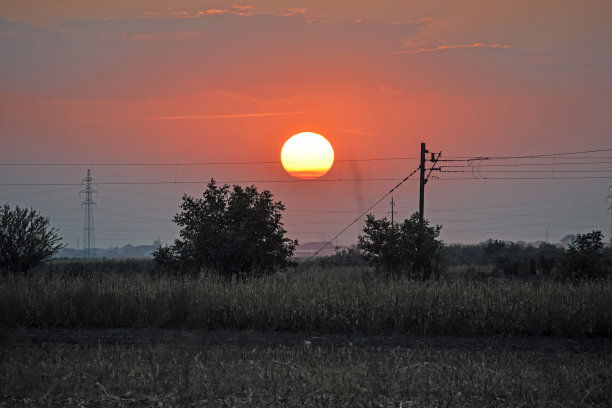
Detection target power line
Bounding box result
[436,176,612,180]
[3,174,612,187]
[442,147,612,160]
[0,178,407,186]
[441,170,612,173]
[305,166,422,261]
[441,161,612,167]
[0,157,417,166]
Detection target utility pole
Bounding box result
[418,143,441,224]
[419,143,428,224]
[80,169,98,258]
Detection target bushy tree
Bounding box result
[154,180,297,276]
[358,212,443,279]
[561,230,606,280]
[0,204,64,273]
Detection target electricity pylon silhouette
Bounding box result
[80,169,98,258]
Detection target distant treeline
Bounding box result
[313,240,612,280]
[446,241,612,278]
[41,240,612,280]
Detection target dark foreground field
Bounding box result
[1,265,611,406]
[1,329,611,407]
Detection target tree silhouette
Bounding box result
[562,230,606,280]
[358,212,443,279]
[155,179,296,276]
[0,204,64,273]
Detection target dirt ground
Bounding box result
[2,328,611,353]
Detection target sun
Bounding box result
[281,132,335,179]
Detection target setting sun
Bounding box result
[281,132,335,179]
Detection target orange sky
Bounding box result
[1,1,611,247]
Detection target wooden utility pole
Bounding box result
[419,142,428,224]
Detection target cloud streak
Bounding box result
[78,111,311,124]
[136,111,312,121]
[116,30,200,41]
[144,5,314,20]
[395,43,510,55]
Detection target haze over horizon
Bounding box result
[1,1,611,249]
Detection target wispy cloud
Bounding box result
[144,5,315,20]
[78,111,311,124]
[136,111,311,121]
[282,8,308,17]
[337,129,377,136]
[145,9,232,19]
[232,5,254,11]
[394,42,510,55]
[116,30,199,41]
[145,7,250,19]
[204,9,229,15]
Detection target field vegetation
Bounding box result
[2,263,610,337]
[2,240,611,406]
[2,342,610,407]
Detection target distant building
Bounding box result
[293,242,349,258]
[560,234,576,247]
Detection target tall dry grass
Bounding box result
[1,266,610,336]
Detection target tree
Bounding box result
[358,212,443,279]
[561,230,606,280]
[0,204,64,273]
[155,179,297,276]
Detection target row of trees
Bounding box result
[2,181,610,280]
[444,233,610,279]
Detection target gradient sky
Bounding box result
[1,0,611,249]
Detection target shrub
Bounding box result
[0,204,64,273]
[312,246,368,268]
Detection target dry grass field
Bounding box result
[1,340,610,407]
[1,265,611,406]
[1,266,611,336]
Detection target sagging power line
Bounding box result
[306,142,445,260]
[306,166,422,260]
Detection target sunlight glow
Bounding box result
[281,132,335,179]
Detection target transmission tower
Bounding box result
[389,196,397,226]
[80,169,98,258]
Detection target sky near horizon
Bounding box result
[1,1,611,249]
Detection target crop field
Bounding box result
[1,265,611,336]
[1,264,611,406]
